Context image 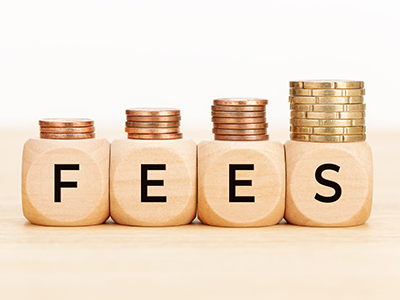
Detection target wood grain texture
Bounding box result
[21,137,110,226]
[0,130,399,300]
[285,140,373,226]
[110,138,197,226]
[198,140,285,227]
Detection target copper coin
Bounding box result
[214,134,269,141]
[211,111,266,118]
[212,117,266,124]
[40,133,95,139]
[127,133,183,140]
[40,126,95,133]
[126,108,180,116]
[125,127,179,134]
[213,98,268,106]
[212,128,267,135]
[126,121,180,128]
[126,116,181,122]
[39,118,94,127]
[213,123,268,129]
[212,105,265,112]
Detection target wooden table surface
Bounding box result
[1,130,399,300]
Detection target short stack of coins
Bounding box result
[39,118,95,139]
[125,108,183,139]
[212,98,269,141]
[289,80,366,142]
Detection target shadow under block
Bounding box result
[198,140,285,227]
[110,138,197,226]
[285,140,373,227]
[21,138,110,226]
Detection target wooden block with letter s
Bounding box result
[284,140,373,226]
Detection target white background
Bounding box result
[0,0,399,135]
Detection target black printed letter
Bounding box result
[54,164,79,203]
[314,163,342,203]
[141,164,167,202]
[229,164,255,202]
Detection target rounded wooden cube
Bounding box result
[110,138,197,226]
[21,138,110,226]
[285,140,373,227]
[198,140,285,227]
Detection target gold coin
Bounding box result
[213,98,268,106]
[40,133,95,139]
[310,134,366,142]
[290,126,312,134]
[291,103,366,112]
[211,105,265,112]
[290,133,310,142]
[40,126,95,133]
[290,88,365,97]
[305,111,365,119]
[211,111,266,118]
[290,118,320,127]
[319,119,355,127]
[125,121,180,128]
[289,96,364,104]
[213,123,268,129]
[214,134,269,141]
[126,116,181,122]
[351,119,365,126]
[125,108,180,116]
[127,133,183,140]
[212,128,267,135]
[290,104,313,111]
[290,80,364,89]
[125,127,179,134]
[345,126,367,134]
[290,111,307,118]
[39,118,94,127]
[291,126,366,135]
[291,118,364,127]
[290,133,366,142]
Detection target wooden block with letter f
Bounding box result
[198,98,285,227]
[21,119,110,226]
[110,108,197,226]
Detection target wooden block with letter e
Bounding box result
[110,108,197,226]
[110,139,197,226]
[284,141,373,226]
[198,140,285,227]
[21,119,110,226]
[198,98,285,227]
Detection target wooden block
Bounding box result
[198,140,285,227]
[285,140,373,227]
[21,138,110,226]
[110,138,197,226]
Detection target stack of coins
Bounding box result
[39,118,95,139]
[289,80,366,142]
[212,98,269,141]
[125,108,183,140]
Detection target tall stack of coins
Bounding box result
[212,98,269,141]
[289,80,366,142]
[125,108,182,139]
[39,118,95,139]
